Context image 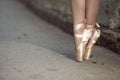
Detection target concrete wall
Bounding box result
[19,0,120,54]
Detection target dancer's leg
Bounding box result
[71,0,86,61]
[86,0,100,25]
[71,0,85,25]
[84,0,100,60]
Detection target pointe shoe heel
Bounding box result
[83,23,101,60]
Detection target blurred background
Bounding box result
[20,0,120,54]
[0,0,120,80]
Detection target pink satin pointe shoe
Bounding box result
[73,22,86,62]
[73,21,93,62]
[83,23,101,60]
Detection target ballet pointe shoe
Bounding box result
[73,20,93,62]
[83,23,101,60]
[73,22,85,62]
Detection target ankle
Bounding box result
[74,23,84,26]
[73,22,86,29]
[85,24,95,29]
[74,19,87,26]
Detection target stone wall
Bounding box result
[19,0,120,54]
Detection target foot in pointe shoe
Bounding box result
[73,22,86,62]
[73,20,93,62]
[83,23,101,60]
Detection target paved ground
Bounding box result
[0,0,120,80]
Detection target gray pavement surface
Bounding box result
[0,0,120,80]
